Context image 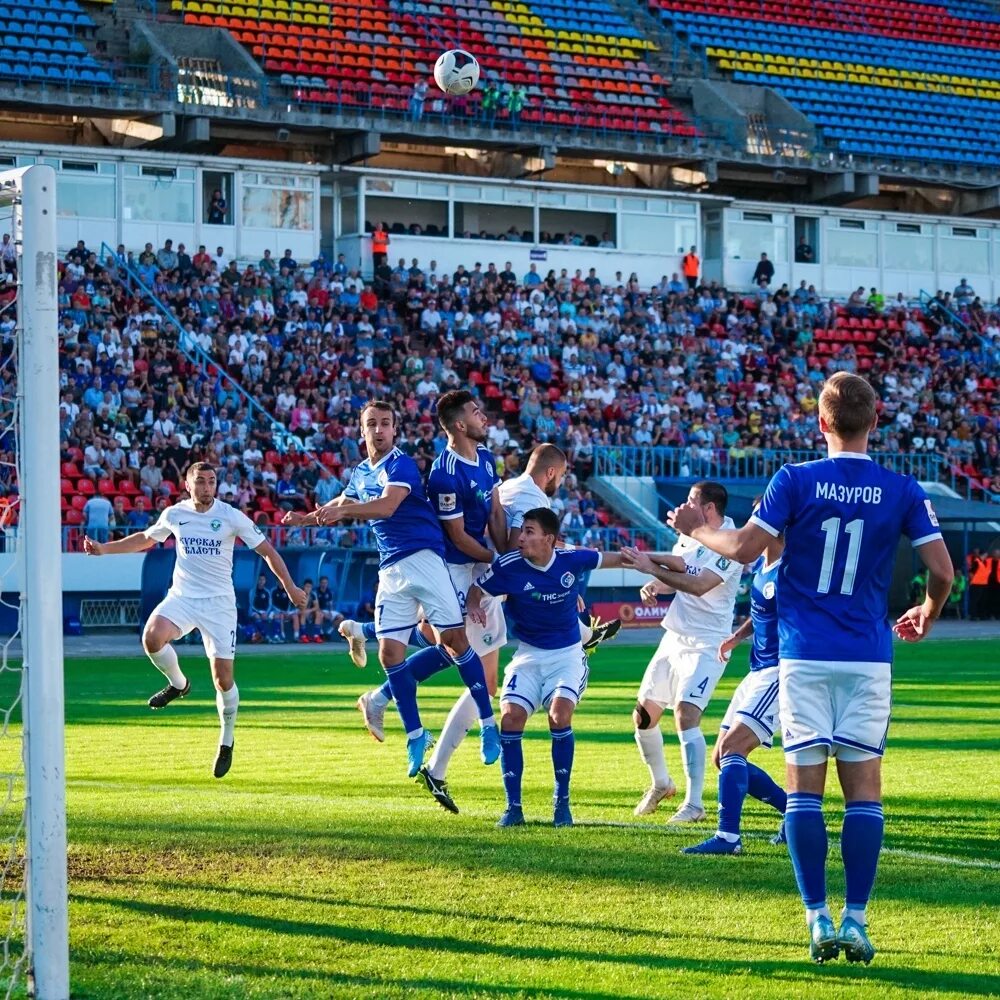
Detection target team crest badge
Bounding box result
[210,519,222,531]
[376,470,388,487]
[561,572,575,588]
[763,581,776,599]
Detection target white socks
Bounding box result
[371,687,391,709]
[842,906,867,926]
[807,905,833,927]
[216,683,239,746]
[578,621,594,645]
[428,689,479,778]
[634,726,671,789]
[148,644,186,690]
[678,726,707,809]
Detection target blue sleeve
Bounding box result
[752,464,797,537]
[475,558,511,597]
[427,466,463,521]
[902,477,943,547]
[571,548,602,572]
[343,468,361,501]
[385,453,419,494]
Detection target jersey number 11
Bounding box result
[817,517,864,596]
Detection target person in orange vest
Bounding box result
[989,546,1000,620]
[371,222,390,271]
[968,547,991,619]
[682,245,700,291]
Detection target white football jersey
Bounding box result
[498,472,551,529]
[145,498,265,600]
[662,516,742,641]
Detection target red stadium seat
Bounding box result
[97,478,115,495]
[70,496,87,512]
[64,510,83,526]
[61,462,81,478]
[77,479,95,496]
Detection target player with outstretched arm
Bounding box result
[283,400,501,779]
[668,372,953,965]
[84,462,307,778]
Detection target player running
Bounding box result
[682,499,787,855]
[669,372,953,965]
[621,481,743,824]
[466,508,629,828]
[83,462,306,778]
[283,400,501,779]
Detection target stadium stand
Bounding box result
[171,0,699,135]
[13,234,991,558]
[0,0,115,86]
[649,0,1000,164]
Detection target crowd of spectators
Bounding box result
[0,233,997,553]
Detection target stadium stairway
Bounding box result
[588,474,677,549]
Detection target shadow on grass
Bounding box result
[71,902,1000,998]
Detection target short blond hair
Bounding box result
[818,372,877,438]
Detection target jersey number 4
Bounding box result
[817,517,864,596]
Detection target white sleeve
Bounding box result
[144,509,173,543]
[232,507,267,550]
[688,544,742,583]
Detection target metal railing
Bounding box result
[593,446,947,483]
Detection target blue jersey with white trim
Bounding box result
[752,454,942,663]
[476,548,601,650]
[748,556,780,671]
[426,445,500,565]
[344,447,445,569]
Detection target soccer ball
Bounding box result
[433,49,481,96]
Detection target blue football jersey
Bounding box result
[748,556,780,671]
[426,445,500,565]
[343,447,445,569]
[476,548,602,650]
[752,453,942,662]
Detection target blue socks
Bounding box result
[452,647,495,724]
[747,762,787,814]
[786,792,828,910]
[362,621,429,647]
[717,753,749,838]
[500,730,523,808]
[384,663,421,737]
[842,801,884,912]
[551,726,574,801]
[377,645,452,703]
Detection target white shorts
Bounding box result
[447,561,507,657]
[720,666,780,748]
[500,641,589,715]
[152,592,237,662]
[779,658,891,763]
[637,628,727,712]
[375,549,465,639]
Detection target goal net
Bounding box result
[0,166,68,999]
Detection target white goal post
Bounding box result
[4,164,69,999]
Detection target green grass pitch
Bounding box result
[23,639,1000,997]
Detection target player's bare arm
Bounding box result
[84,531,157,556]
[465,584,487,626]
[718,618,754,663]
[282,493,352,527]
[316,485,409,525]
[621,546,723,597]
[442,514,494,564]
[894,537,954,642]
[668,502,770,564]
[487,485,509,553]
[255,538,307,610]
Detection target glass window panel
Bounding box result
[825,229,877,267]
[454,203,532,241]
[620,213,668,252]
[417,181,448,197]
[57,176,115,219]
[670,201,698,216]
[339,195,358,236]
[452,184,482,200]
[123,176,194,223]
[883,233,932,270]
[939,237,989,274]
[538,209,614,246]
[588,194,617,210]
[725,219,787,262]
[241,187,314,230]
[366,195,447,235]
